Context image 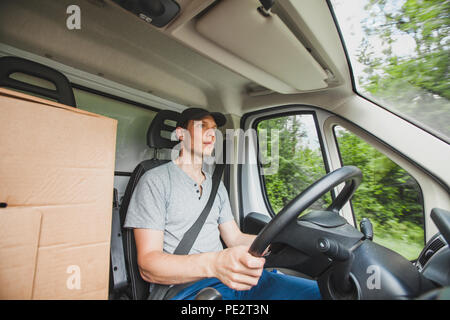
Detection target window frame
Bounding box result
[252,110,333,218]
[331,124,357,227]
[71,83,161,114]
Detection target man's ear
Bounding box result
[175,127,184,141]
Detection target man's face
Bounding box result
[179,115,218,158]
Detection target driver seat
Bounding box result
[119,110,181,300]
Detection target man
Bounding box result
[124,107,321,300]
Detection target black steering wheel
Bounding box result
[249,166,363,257]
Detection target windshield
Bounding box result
[330,0,449,142]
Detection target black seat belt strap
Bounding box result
[110,188,129,291]
[173,163,225,255]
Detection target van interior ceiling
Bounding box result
[0,0,348,117]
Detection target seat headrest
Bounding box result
[147,110,181,149]
[0,56,76,107]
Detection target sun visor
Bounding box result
[195,0,328,92]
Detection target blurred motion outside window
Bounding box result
[331,0,449,142]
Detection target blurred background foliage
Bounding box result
[258,116,424,261]
[255,0,449,261]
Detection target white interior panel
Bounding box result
[196,0,328,91]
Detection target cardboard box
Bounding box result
[0,207,41,299]
[0,88,117,299]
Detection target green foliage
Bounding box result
[257,0,442,261]
[358,0,450,138]
[335,127,424,260]
[362,0,449,98]
[257,116,424,260]
[257,115,331,214]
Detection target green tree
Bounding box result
[258,115,331,214]
[357,0,450,137]
[257,115,424,260]
[362,0,449,97]
[335,127,424,259]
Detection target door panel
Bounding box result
[242,212,271,235]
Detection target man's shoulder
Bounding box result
[140,161,172,183]
[217,180,229,200]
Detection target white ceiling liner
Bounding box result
[196,0,328,92]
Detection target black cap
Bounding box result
[176,107,226,128]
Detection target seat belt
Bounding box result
[173,163,225,256]
[148,162,226,300]
[110,188,129,292]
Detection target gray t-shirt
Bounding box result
[123,160,234,254]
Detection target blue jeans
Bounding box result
[171,269,322,300]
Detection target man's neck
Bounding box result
[174,150,205,185]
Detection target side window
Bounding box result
[334,125,424,260]
[256,113,331,215]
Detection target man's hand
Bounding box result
[211,245,265,291]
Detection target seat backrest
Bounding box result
[119,110,181,300]
[0,56,76,107]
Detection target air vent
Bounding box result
[418,236,446,267]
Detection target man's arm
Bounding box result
[219,220,257,248]
[134,228,265,291]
